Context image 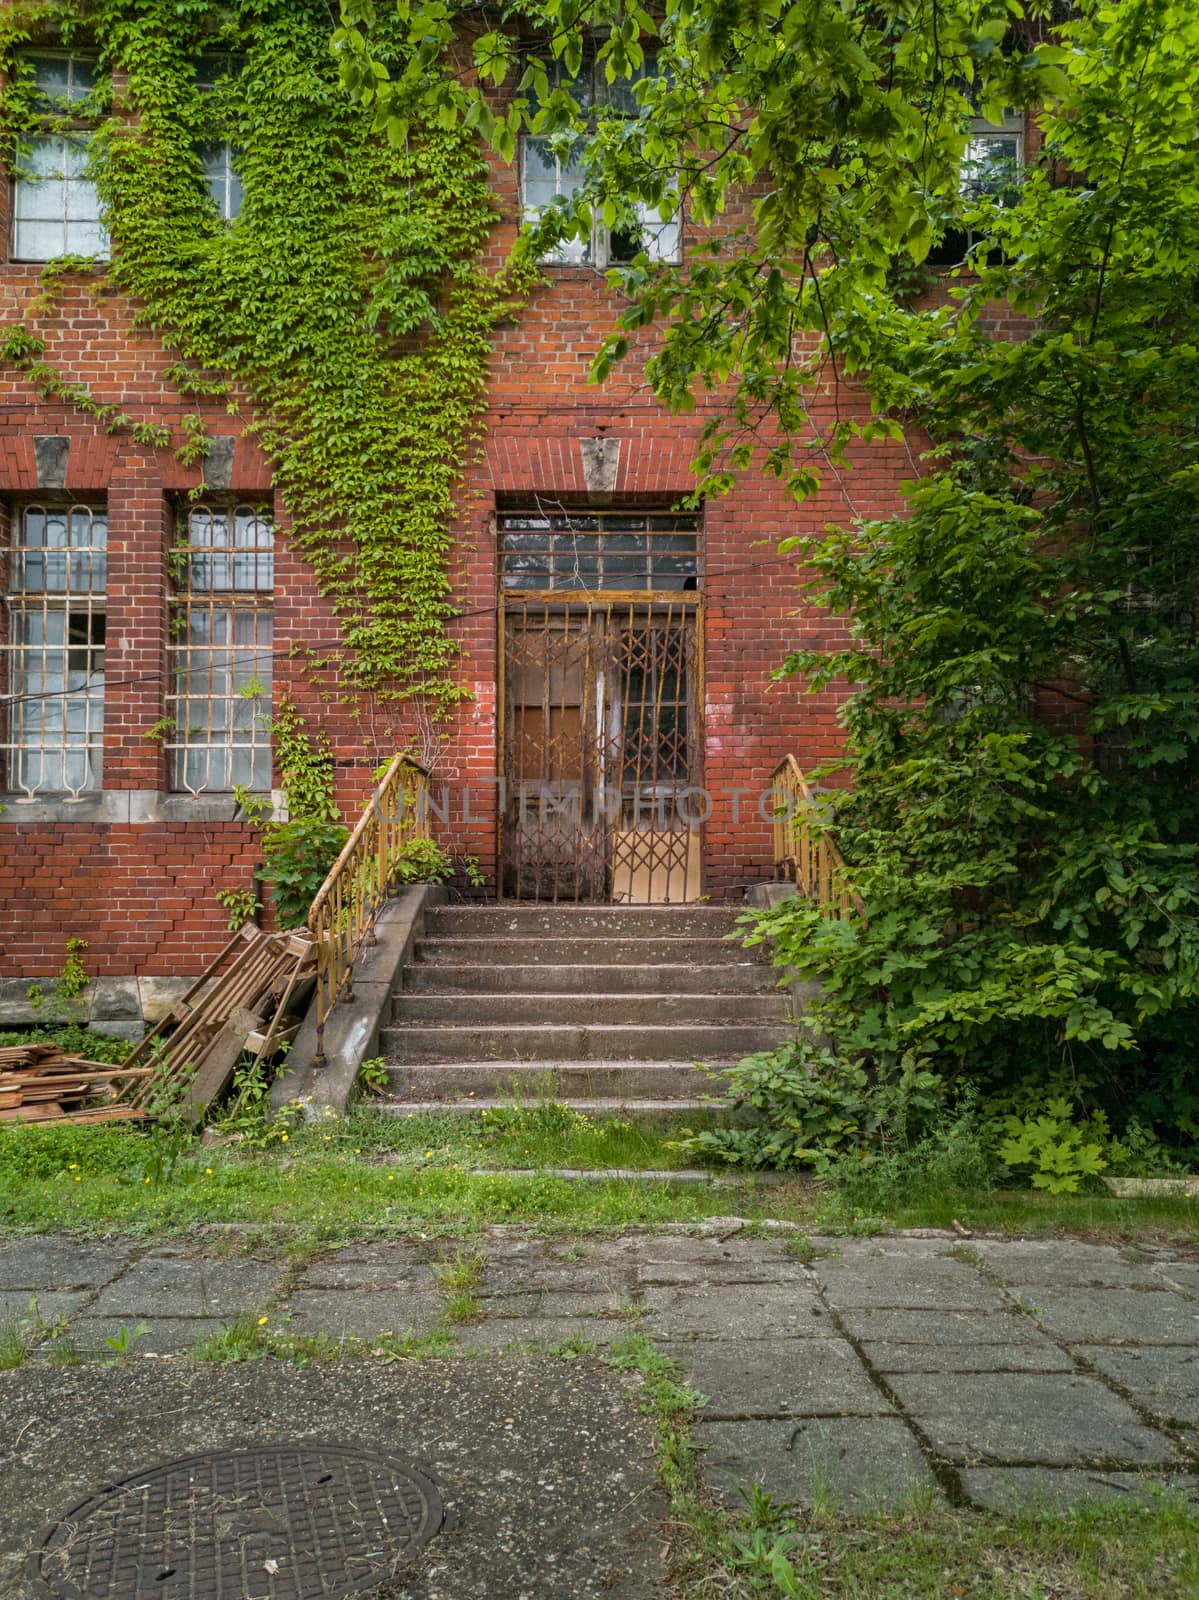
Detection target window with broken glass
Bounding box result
[11,53,109,261]
[520,57,680,266]
[499,509,700,591]
[928,107,1024,267]
[1,503,106,798]
[165,504,273,794]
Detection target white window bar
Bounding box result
[520,56,681,266]
[1,503,106,800]
[11,53,109,261]
[165,504,273,794]
[499,509,699,592]
[199,140,243,220]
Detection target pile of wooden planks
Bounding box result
[124,923,316,1124]
[0,1043,152,1126]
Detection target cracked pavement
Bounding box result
[2,1224,1198,1592]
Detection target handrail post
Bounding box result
[305,755,432,1065]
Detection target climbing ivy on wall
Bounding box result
[0,0,537,706]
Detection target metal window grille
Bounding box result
[199,140,243,220]
[499,509,700,592]
[165,504,274,794]
[1,503,106,799]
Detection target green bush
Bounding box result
[680,1042,942,1173]
[393,835,452,885]
[257,818,350,928]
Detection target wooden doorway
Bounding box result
[500,594,703,902]
[497,505,704,903]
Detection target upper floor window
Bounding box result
[11,53,109,261]
[961,109,1023,202]
[1,502,106,798]
[200,140,243,221]
[520,57,680,267]
[928,107,1024,268]
[166,504,273,794]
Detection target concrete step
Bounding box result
[403,962,781,996]
[380,1021,793,1063]
[373,1097,718,1122]
[414,937,763,966]
[390,992,791,1026]
[425,905,746,938]
[383,1059,727,1099]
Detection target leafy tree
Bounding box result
[339,0,1199,1136]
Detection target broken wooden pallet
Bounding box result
[124,924,316,1123]
[0,1046,153,1125]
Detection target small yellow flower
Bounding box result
[387,1174,395,1182]
[67,1163,78,1170]
[280,1133,289,1142]
[354,1148,361,1154]
[258,1316,269,1326]
[144,1176,151,1184]
[204,1167,213,1175]
[73,1175,81,1183]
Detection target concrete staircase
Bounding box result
[376,903,798,1116]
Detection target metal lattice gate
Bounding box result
[499,596,703,903]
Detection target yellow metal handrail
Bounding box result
[307,755,430,1063]
[769,756,855,917]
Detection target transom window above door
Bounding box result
[499,509,699,592]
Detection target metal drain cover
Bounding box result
[32,1442,444,1600]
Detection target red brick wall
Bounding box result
[0,143,925,979]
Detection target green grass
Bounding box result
[338,1099,718,1171]
[0,1295,64,1368]
[0,1115,803,1245]
[440,1290,482,1324]
[433,1248,485,1292]
[1,1106,1198,1249]
[190,1314,455,1365]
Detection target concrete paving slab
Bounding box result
[0,1290,87,1328]
[665,1336,890,1417]
[87,1253,283,1320]
[298,1242,436,1290]
[1075,1343,1199,1423]
[697,1417,942,1512]
[0,1235,136,1291]
[975,1241,1170,1288]
[65,1316,229,1357]
[1154,1262,1199,1298]
[861,1340,1074,1374]
[454,1319,624,1352]
[960,1467,1199,1514]
[480,1291,638,1319]
[815,1250,1003,1311]
[480,1259,629,1295]
[281,1289,445,1341]
[839,1307,1061,1351]
[634,1259,813,1287]
[640,1283,829,1339]
[1015,1286,1199,1344]
[0,1358,665,1600]
[888,1372,1177,1465]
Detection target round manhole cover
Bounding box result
[32,1442,444,1600]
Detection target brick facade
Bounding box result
[0,106,925,985]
